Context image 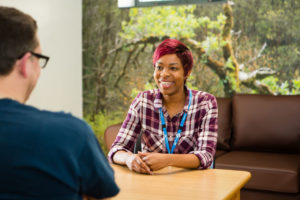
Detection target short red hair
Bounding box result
[152,39,193,76]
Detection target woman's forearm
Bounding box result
[166,153,200,169]
[114,151,200,172]
[138,152,200,170]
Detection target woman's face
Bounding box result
[154,54,189,97]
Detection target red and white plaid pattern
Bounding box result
[108,88,218,169]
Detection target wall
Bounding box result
[1,0,83,118]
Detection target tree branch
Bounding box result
[182,38,226,79]
[116,85,130,99]
[239,67,276,82]
[108,36,164,54]
[114,44,139,87]
[239,42,267,70]
[240,68,276,95]
[222,3,240,84]
[242,80,275,95]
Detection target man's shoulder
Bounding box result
[41,110,90,132]
[19,103,92,137]
[38,108,80,122]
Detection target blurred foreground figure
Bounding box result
[0,6,119,200]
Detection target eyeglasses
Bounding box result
[18,51,50,69]
[29,52,50,69]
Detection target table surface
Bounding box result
[110,164,251,200]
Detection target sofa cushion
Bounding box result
[241,189,300,200]
[232,94,300,153]
[216,97,232,150]
[104,123,122,150]
[215,151,300,193]
[215,150,228,158]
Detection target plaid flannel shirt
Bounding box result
[108,88,218,169]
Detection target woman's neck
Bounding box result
[162,88,187,117]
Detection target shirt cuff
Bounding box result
[107,146,132,163]
[189,150,215,169]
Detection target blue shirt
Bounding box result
[0,99,119,200]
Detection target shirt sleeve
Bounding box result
[189,94,218,169]
[79,124,119,198]
[107,92,142,162]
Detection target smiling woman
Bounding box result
[108,39,218,174]
[153,54,188,115]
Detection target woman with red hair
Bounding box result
[108,39,218,174]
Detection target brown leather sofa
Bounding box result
[104,94,300,200]
[215,94,300,200]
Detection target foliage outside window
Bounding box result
[83,0,300,152]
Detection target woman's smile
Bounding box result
[159,81,175,89]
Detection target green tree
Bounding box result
[83,0,300,147]
[118,3,276,96]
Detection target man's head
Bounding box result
[0,6,39,76]
[0,6,48,103]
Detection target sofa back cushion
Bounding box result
[216,97,232,150]
[232,94,300,153]
[104,123,122,150]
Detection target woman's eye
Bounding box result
[170,67,177,71]
[156,66,163,70]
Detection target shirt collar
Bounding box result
[153,89,162,110]
[153,86,192,112]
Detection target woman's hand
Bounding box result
[125,154,153,174]
[112,150,153,174]
[138,152,169,171]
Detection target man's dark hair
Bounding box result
[0,6,38,75]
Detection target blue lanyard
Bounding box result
[159,89,192,154]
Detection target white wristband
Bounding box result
[126,154,135,171]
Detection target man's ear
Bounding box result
[18,53,31,78]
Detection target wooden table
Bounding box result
[110,164,251,200]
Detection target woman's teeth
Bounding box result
[160,81,173,87]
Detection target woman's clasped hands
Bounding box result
[125,152,169,175]
[125,153,152,174]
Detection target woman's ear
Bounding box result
[184,69,192,80]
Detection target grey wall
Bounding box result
[1,0,83,118]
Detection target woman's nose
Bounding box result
[161,68,170,77]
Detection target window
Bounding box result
[118,0,226,8]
